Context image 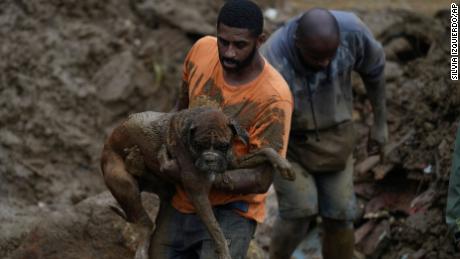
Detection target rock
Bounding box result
[131,0,224,35]
[0,129,22,147]
[384,37,413,61]
[385,61,403,82]
[94,51,137,102]
[8,192,159,259]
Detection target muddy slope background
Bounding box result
[0,0,458,258]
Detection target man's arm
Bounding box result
[172,39,197,112]
[168,138,273,194]
[215,100,293,194]
[354,24,388,148]
[213,164,273,194]
[173,80,189,111]
[171,100,292,195]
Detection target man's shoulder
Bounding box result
[261,17,296,55]
[188,36,218,60]
[185,36,219,75]
[331,10,369,34]
[195,36,217,46]
[259,61,293,104]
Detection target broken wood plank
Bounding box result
[373,164,395,180]
[355,220,378,245]
[355,129,415,176]
[356,220,390,256]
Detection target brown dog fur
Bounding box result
[100,107,294,259]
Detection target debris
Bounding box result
[264,8,279,21]
[355,220,378,245]
[409,186,436,214]
[355,129,415,177]
[423,164,433,174]
[355,220,390,257]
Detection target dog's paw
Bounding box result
[124,145,146,176]
[160,160,179,173]
[276,161,296,181]
[134,227,153,259]
[134,246,149,259]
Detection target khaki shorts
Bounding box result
[274,155,357,220]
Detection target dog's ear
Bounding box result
[186,122,196,145]
[228,119,249,146]
[185,121,198,156]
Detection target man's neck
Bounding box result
[223,53,265,86]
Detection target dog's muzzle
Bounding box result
[195,151,227,174]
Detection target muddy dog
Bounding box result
[100,107,294,259]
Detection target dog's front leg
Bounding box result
[182,174,231,259]
[233,147,295,181]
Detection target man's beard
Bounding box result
[219,46,257,73]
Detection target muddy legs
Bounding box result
[269,216,312,259]
[322,218,354,259]
[269,216,354,259]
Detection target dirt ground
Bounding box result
[0,0,458,258]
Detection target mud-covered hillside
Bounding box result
[0,1,458,259]
[0,0,222,256]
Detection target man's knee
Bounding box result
[322,217,353,231]
[274,161,318,219]
[272,215,314,236]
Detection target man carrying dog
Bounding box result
[261,8,388,259]
[149,0,293,258]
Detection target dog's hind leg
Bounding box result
[101,146,152,225]
[101,146,153,259]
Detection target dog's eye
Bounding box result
[217,143,229,151]
[194,142,207,151]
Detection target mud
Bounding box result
[0,1,458,259]
[0,0,221,257]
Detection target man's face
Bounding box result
[295,36,339,71]
[217,23,260,72]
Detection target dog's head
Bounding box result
[184,108,248,174]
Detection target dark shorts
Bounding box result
[150,202,256,259]
[273,155,357,220]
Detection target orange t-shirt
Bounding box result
[172,36,293,223]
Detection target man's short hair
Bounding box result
[296,8,340,41]
[217,0,263,37]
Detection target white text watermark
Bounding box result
[452,3,458,80]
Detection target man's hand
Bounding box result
[452,219,460,252]
[368,124,388,163]
[453,230,460,252]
